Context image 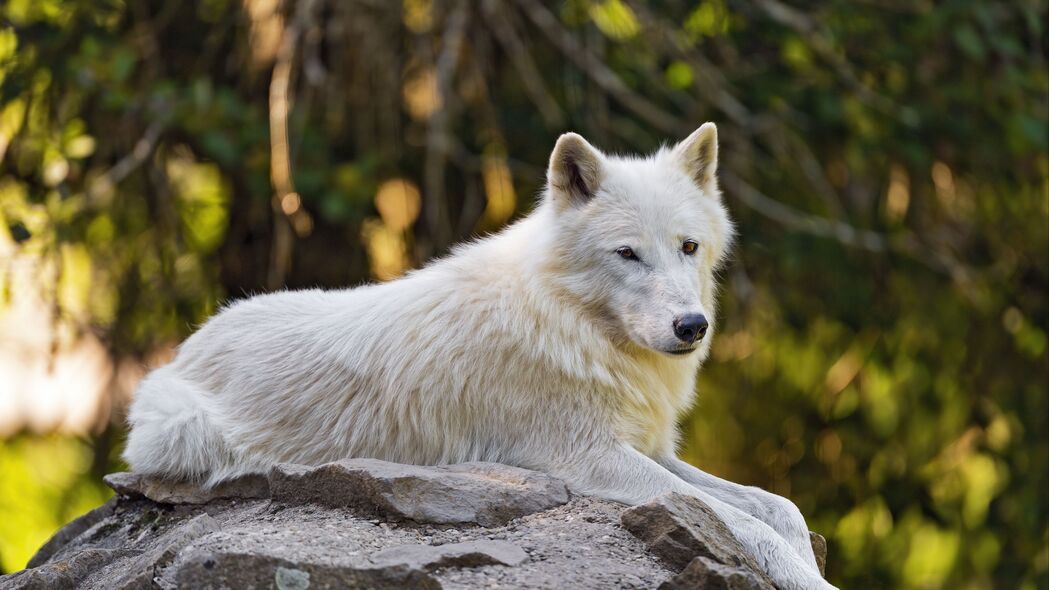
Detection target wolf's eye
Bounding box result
[616,247,638,261]
[682,240,699,255]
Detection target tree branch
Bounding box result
[750,0,899,117]
[481,0,564,128]
[514,0,681,134]
[87,121,165,204]
[423,0,470,252]
[721,172,967,278]
[624,0,753,127]
[266,0,320,289]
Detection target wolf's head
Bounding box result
[543,123,735,359]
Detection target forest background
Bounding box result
[0,1,1046,588]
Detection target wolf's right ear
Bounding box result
[547,133,603,209]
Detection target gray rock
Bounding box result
[0,547,139,590]
[659,556,775,590]
[104,472,269,505]
[25,498,117,569]
[2,463,829,589]
[270,459,570,526]
[172,549,441,590]
[620,493,776,588]
[370,540,528,570]
[811,531,827,577]
[622,493,832,588]
[622,494,764,572]
[101,513,221,589]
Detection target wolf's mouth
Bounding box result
[665,348,696,356]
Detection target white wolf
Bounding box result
[124,123,833,589]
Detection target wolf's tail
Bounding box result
[122,367,242,487]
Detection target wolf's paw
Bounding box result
[752,491,812,546]
[781,570,838,590]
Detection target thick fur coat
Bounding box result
[124,124,834,589]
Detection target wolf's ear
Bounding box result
[548,132,603,209]
[674,122,719,191]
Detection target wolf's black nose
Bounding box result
[673,314,709,344]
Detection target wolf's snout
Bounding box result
[673,314,709,344]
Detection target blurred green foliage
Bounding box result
[0,436,115,573]
[0,0,1046,587]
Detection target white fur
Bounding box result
[124,124,834,589]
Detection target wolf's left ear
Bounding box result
[674,122,719,191]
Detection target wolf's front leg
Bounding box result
[557,445,834,590]
[657,455,821,574]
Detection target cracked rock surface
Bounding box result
[1,459,829,589]
[270,459,570,526]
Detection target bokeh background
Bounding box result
[0,0,1046,587]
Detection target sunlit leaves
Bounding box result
[902,524,960,588]
[664,61,693,90]
[1002,306,1048,358]
[3,0,72,27]
[58,243,92,320]
[589,0,639,40]
[684,1,731,39]
[166,155,231,254]
[0,27,17,87]
[361,217,411,281]
[0,436,112,573]
[403,66,440,121]
[374,178,421,233]
[0,99,26,159]
[403,0,434,34]
[780,36,814,72]
[836,497,894,563]
[480,154,516,227]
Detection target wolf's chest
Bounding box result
[610,365,697,455]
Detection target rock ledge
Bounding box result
[1,459,828,589]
